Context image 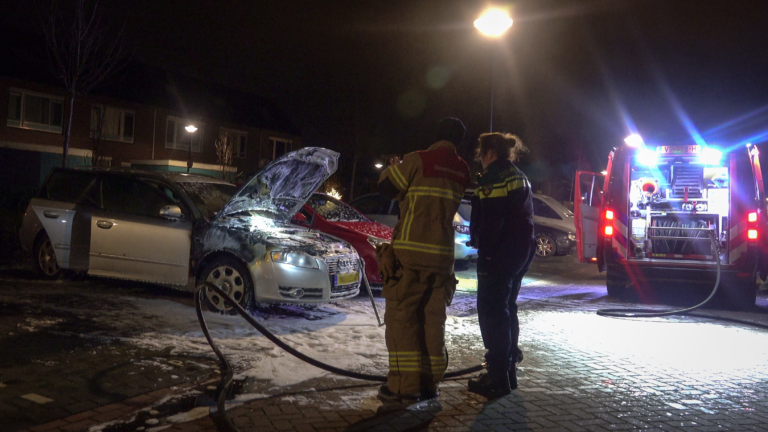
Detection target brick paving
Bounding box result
[20,289,768,432]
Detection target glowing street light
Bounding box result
[475,8,512,132]
[474,8,513,37]
[374,162,384,169]
[186,124,197,173]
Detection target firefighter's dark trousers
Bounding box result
[476,245,535,378]
[383,267,450,395]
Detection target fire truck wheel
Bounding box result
[606,277,628,299]
[715,282,757,311]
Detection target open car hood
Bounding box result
[217,147,339,223]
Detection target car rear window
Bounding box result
[40,170,98,205]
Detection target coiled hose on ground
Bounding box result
[195,262,483,431]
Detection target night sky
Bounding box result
[4,0,768,184]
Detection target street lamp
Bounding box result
[185,125,197,173]
[475,8,513,132]
[374,162,384,169]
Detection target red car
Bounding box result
[292,193,393,289]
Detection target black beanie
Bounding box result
[435,117,466,147]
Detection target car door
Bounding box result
[30,169,99,270]
[574,171,605,264]
[88,173,192,285]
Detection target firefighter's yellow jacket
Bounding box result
[379,140,470,272]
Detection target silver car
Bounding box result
[19,148,361,313]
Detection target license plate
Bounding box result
[657,145,700,154]
[335,271,359,286]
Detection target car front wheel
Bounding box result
[34,232,61,279]
[199,257,254,315]
[535,234,557,257]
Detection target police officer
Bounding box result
[376,118,470,403]
[468,132,535,398]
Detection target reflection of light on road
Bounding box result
[456,276,538,292]
[530,312,768,375]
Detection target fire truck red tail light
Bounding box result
[604,226,614,236]
[748,229,758,240]
[605,210,614,220]
[748,212,757,222]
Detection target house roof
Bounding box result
[0,27,299,135]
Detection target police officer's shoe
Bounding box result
[467,372,511,398]
[377,384,422,403]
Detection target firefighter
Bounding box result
[468,132,535,398]
[375,117,470,403]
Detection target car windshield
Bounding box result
[177,181,238,218]
[308,195,369,222]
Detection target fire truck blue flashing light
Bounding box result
[624,134,644,147]
[637,148,658,166]
[698,147,722,165]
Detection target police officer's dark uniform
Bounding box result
[469,156,535,397]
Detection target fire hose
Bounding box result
[194,258,483,431]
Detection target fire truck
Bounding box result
[574,137,766,308]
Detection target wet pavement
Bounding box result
[2,254,768,431]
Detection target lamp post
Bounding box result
[474,8,513,132]
[185,125,197,173]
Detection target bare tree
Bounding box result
[215,136,234,180]
[339,86,383,201]
[89,105,106,167]
[39,0,127,167]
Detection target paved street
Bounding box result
[3,254,768,431]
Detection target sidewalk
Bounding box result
[23,294,768,432]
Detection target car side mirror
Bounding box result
[160,205,184,220]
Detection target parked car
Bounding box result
[291,193,393,289]
[19,148,362,313]
[532,194,577,257]
[350,194,478,260]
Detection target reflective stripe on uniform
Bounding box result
[389,165,409,190]
[401,195,417,241]
[389,351,422,372]
[479,175,530,199]
[420,355,448,374]
[393,240,454,256]
[407,186,462,202]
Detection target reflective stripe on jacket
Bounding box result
[379,141,470,271]
[471,159,534,262]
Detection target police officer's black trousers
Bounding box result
[476,246,535,379]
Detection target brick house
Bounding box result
[0,64,301,196]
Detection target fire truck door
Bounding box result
[574,171,605,264]
[747,146,768,278]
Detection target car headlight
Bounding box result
[568,233,576,241]
[270,251,318,269]
[367,236,389,248]
[453,224,471,235]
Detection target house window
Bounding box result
[90,105,135,143]
[166,117,203,152]
[7,88,64,133]
[271,138,293,159]
[220,128,247,158]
